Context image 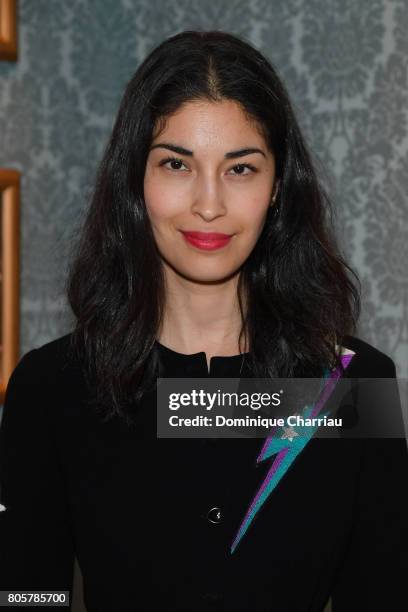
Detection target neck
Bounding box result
[157,264,248,357]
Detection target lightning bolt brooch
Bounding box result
[230,349,355,554]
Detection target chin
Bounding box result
[175,265,241,284]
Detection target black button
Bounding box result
[207,506,222,524]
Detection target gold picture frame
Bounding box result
[0,169,20,404]
[0,0,17,61]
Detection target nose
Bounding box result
[191,177,227,221]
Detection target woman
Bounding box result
[0,30,407,612]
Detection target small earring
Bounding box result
[270,190,278,207]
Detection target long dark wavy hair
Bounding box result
[66,30,361,426]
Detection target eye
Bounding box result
[159,157,188,172]
[228,163,257,176]
[158,157,258,176]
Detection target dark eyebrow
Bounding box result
[149,143,266,159]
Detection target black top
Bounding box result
[0,333,407,612]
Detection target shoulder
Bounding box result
[339,334,397,378]
[5,332,82,394]
[1,333,80,437]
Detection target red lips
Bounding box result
[180,231,233,251]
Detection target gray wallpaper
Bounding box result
[0,0,407,377]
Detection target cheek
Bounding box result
[240,201,270,234]
[144,179,181,222]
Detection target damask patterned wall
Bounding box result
[0,0,407,380]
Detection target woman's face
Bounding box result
[144,99,278,283]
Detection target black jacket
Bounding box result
[0,333,407,611]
